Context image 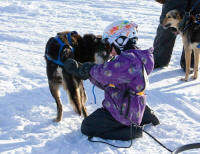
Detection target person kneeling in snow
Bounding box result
[63,20,159,141]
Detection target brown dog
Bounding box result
[162,9,200,81]
[45,31,110,122]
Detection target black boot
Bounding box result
[131,125,143,139]
[150,111,160,126]
[141,106,160,126]
[180,49,194,72]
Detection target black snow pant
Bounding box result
[81,105,159,141]
[153,0,194,70]
[153,24,176,68]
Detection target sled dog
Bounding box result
[45,31,110,122]
[163,9,200,81]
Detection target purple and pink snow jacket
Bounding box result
[89,48,154,126]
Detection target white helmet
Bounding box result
[102,20,138,53]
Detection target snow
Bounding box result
[0,0,200,153]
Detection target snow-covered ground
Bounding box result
[0,0,200,153]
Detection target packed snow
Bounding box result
[0,0,200,153]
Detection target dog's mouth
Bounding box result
[162,24,179,35]
[170,27,179,35]
[162,23,171,29]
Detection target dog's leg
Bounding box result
[79,82,88,118]
[181,46,192,81]
[46,64,63,122]
[193,48,200,79]
[62,72,83,116]
[49,82,63,122]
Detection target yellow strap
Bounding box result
[108,84,115,88]
[136,91,144,96]
[108,84,144,95]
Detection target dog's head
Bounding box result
[93,35,112,64]
[45,33,111,66]
[76,34,111,64]
[162,9,183,32]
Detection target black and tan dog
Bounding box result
[162,9,200,81]
[45,31,110,122]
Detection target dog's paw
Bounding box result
[180,77,189,81]
[192,75,198,80]
[53,118,61,122]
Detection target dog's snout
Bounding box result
[163,23,171,29]
[97,51,109,58]
[102,51,108,58]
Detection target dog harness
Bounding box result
[179,0,200,32]
[191,13,200,49]
[192,13,200,24]
[45,31,77,66]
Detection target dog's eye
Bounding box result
[172,15,176,19]
[167,16,171,19]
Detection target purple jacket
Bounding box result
[89,48,154,126]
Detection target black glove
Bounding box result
[63,58,95,80]
[63,58,80,76]
[79,62,95,80]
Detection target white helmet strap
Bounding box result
[113,37,129,51]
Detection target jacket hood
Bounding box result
[125,48,154,75]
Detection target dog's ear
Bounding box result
[155,0,165,4]
[96,35,102,38]
[94,35,102,43]
[82,34,97,47]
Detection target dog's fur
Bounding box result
[162,9,200,81]
[45,31,110,122]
